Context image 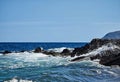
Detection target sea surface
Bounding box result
[0,42,120,82]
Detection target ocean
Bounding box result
[0,42,120,82]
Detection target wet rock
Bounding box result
[90,54,101,60]
[71,39,120,57]
[61,49,71,56]
[43,51,60,56]
[3,50,11,55]
[20,50,26,52]
[99,53,120,66]
[34,47,42,53]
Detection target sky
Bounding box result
[0,0,120,42]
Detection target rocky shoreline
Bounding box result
[1,38,120,66]
[70,39,120,66]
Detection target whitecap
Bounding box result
[4,78,34,82]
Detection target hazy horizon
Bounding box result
[0,0,120,42]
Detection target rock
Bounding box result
[34,47,42,53]
[102,31,120,39]
[61,49,71,56]
[90,54,101,60]
[3,50,11,54]
[43,51,60,56]
[20,50,26,52]
[99,53,120,66]
[71,39,120,57]
[70,38,120,66]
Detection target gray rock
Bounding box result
[102,31,120,39]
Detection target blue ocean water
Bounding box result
[0,43,120,82]
[0,42,86,51]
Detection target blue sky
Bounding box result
[0,0,120,42]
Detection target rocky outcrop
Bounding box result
[70,38,120,66]
[102,31,120,39]
[71,39,120,57]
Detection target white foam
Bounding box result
[0,52,72,69]
[4,78,33,82]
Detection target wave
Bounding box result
[0,52,71,69]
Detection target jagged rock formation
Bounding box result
[71,39,120,57]
[70,38,120,66]
[102,31,120,39]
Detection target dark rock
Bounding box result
[71,38,120,57]
[34,47,42,53]
[43,51,60,56]
[90,54,101,60]
[70,38,120,66]
[61,49,71,56]
[99,53,120,66]
[3,50,11,54]
[20,50,26,52]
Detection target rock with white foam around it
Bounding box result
[70,38,120,66]
[71,39,120,57]
[33,47,43,53]
[61,49,71,56]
